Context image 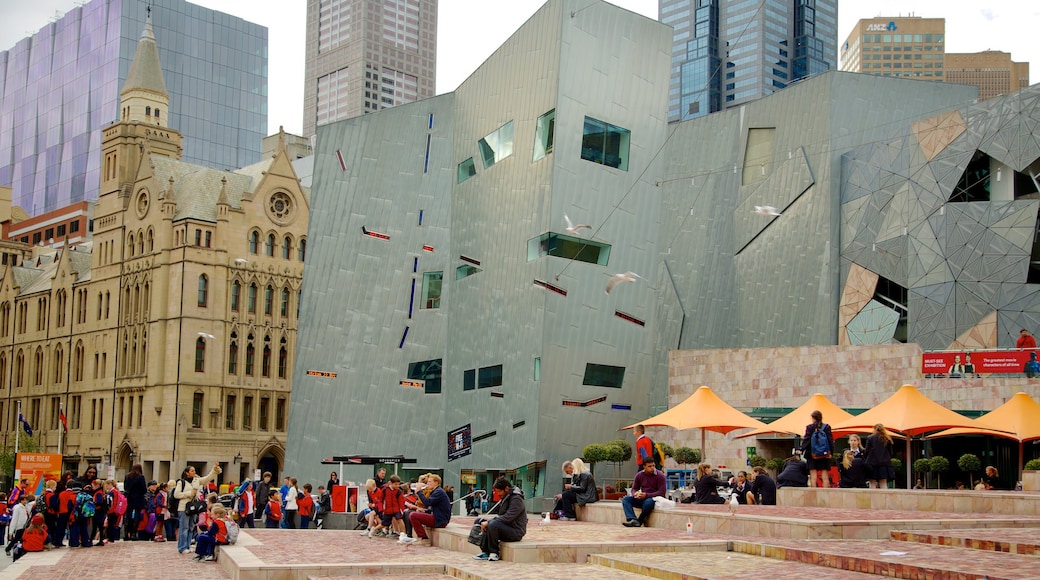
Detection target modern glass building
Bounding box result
[303,0,437,137]
[663,0,837,122]
[0,0,267,215]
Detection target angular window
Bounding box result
[457,157,476,183]
[421,271,443,309]
[582,363,625,388]
[463,369,475,391]
[456,264,482,280]
[191,392,203,428]
[477,121,514,169]
[478,364,503,388]
[195,338,206,372]
[231,282,240,312]
[197,275,208,307]
[533,109,555,161]
[527,232,611,266]
[408,359,442,394]
[581,116,630,170]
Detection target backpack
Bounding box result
[225,517,240,544]
[646,436,665,468]
[811,424,831,459]
[76,491,96,518]
[168,480,182,513]
[150,491,165,513]
[113,489,128,516]
[265,501,282,521]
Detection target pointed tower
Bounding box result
[121,12,170,127]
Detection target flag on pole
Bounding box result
[19,412,32,436]
[59,409,68,433]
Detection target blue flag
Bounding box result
[19,412,32,437]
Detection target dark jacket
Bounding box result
[750,473,776,505]
[123,473,147,510]
[838,456,869,488]
[800,422,834,458]
[776,459,809,487]
[490,488,527,537]
[693,474,727,504]
[255,478,272,509]
[570,472,598,506]
[731,479,751,504]
[863,434,893,469]
[424,487,452,527]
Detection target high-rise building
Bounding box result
[839,17,947,81]
[302,0,437,137]
[945,51,1030,101]
[663,0,837,122]
[0,0,268,216]
[0,17,307,485]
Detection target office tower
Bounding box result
[839,17,946,81]
[303,0,437,137]
[663,0,837,122]
[0,0,267,216]
[942,51,1028,101]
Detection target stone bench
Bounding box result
[779,486,1040,516]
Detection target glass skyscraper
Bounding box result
[0,0,267,215]
[663,0,837,122]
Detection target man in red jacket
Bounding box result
[1018,329,1037,349]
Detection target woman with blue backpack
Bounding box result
[800,410,833,488]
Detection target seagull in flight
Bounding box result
[198,332,216,340]
[754,205,781,216]
[564,214,591,236]
[605,272,642,295]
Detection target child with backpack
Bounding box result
[236,481,255,529]
[263,490,282,528]
[192,504,229,562]
[90,480,109,546]
[55,483,76,548]
[69,485,95,548]
[107,479,126,543]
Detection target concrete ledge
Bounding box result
[779,487,1040,515]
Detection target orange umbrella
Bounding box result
[928,392,1040,479]
[735,393,855,439]
[831,384,1010,488]
[622,385,767,462]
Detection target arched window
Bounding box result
[74,341,84,381]
[53,344,64,384]
[140,332,147,372]
[278,339,288,379]
[195,337,206,372]
[14,350,23,389]
[282,236,292,259]
[137,229,144,254]
[197,275,208,307]
[248,284,257,314]
[143,283,150,319]
[146,106,151,116]
[0,352,5,389]
[280,288,290,317]
[248,231,259,254]
[298,238,306,262]
[34,347,43,386]
[262,344,271,377]
[228,340,238,374]
[147,228,154,252]
[155,108,160,121]
[264,285,273,315]
[266,233,276,257]
[231,281,241,311]
[128,233,135,257]
[245,342,255,376]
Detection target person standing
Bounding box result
[1017,328,1037,349]
[864,423,895,489]
[472,478,527,562]
[237,481,256,528]
[800,410,833,488]
[620,459,666,527]
[632,424,653,469]
[298,483,315,529]
[254,472,272,522]
[327,471,340,491]
[174,464,222,555]
[123,464,147,540]
[284,477,300,529]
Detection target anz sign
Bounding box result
[866,21,898,32]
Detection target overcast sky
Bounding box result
[1,0,1037,136]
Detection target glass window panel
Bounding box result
[477,364,503,388]
[463,368,475,391]
[582,363,625,388]
[408,359,442,394]
[477,121,514,169]
[421,271,443,309]
[527,232,611,266]
[581,116,630,170]
[533,109,555,161]
[457,157,476,183]
[456,264,482,280]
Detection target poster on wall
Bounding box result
[14,453,63,495]
[921,350,1034,375]
[448,424,472,462]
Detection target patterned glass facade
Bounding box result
[0,0,267,215]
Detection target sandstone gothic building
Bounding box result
[0,16,308,485]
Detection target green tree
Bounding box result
[890,457,903,488]
[1025,458,1040,471]
[673,446,701,469]
[749,454,768,469]
[603,443,627,480]
[766,457,785,474]
[958,453,982,487]
[582,444,608,476]
[930,456,950,489]
[606,439,633,463]
[658,442,674,460]
[0,434,41,482]
[913,458,931,488]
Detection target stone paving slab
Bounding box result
[12,541,229,579]
[891,527,1040,555]
[734,538,1037,580]
[591,551,888,580]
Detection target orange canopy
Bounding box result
[830,384,1006,437]
[735,393,854,439]
[928,392,1040,478]
[622,385,767,433]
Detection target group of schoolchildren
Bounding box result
[359,471,453,545]
[248,472,331,529]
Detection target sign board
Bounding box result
[254,468,262,482]
[746,447,757,456]
[921,350,1035,374]
[448,424,472,462]
[14,453,63,496]
[306,370,337,378]
[400,380,424,388]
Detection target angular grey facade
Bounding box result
[0,0,267,215]
[288,0,1040,496]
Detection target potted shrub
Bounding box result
[957,453,982,488]
[929,456,950,489]
[913,458,931,488]
[1023,458,1040,491]
[890,458,903,488]
[766,457,785,476]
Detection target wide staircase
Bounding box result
[216,488,1040,579]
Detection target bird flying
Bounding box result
[605,272,641,295]
[198,332,216,340]
[754,205,781,216]
[564,214,591,235]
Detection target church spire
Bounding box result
[120,11,169,126]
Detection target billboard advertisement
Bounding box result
[14,453,63,495]
[921,350,1035,375]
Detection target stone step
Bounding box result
[890,527,1040,555]
[590,550,885,580]
[780,487,1040,516]
[733,537,1039,579]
